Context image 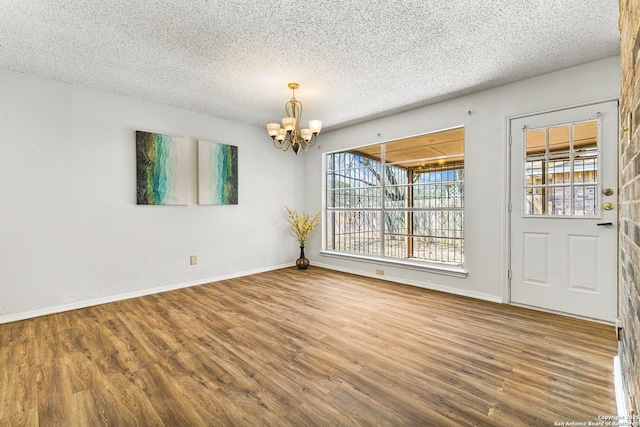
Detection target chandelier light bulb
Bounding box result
[309,120,322,134]
[267,123,281,137]
[282,117,296,132]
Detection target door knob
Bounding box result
[603,202,614,211]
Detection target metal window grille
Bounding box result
[326,144,464,265]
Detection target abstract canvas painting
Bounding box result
[136,131,189,205]
[198,140,238,205]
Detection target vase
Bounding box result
[296,246,310,270]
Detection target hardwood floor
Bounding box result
[0,267,617,426]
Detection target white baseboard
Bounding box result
[0,263,292,325]
[313,261,503,304]
[614,355,629,418]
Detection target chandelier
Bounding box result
[266,83,322,154]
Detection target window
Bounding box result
[524,120,599,216]
[325,127,465,267]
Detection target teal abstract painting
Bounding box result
[136,131,189,205]
[198,140,238,205]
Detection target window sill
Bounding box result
[319,250,468,278]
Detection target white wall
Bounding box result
[0,57,621,322]
[304,56,621,302]
[0,68,304,322]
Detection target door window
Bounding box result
[524,120,599,217]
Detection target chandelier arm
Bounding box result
[284,133,295,151]
[303,133,318,151]
[285,97,304,152]
[284,131,294,151]
[296,103,303,147]
[285,99,303,122]
[272,137,287,150]
[272,130,292,150]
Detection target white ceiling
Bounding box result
[0,1,620,131]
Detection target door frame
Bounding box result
[505,98,620,321]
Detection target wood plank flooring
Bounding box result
[0,267,618,426]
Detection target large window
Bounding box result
[325,127,464,266]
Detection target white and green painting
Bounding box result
[136,131,189,205]
[198,140,238,205]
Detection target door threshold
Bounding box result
[509,302,615,326]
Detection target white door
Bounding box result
[509,101,618,322]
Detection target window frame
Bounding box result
[522,119,601,218]
[320,127,467,277]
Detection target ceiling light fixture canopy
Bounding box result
[266,83,322,155]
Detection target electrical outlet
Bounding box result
[376,269,384,275]
[190,255,197,265]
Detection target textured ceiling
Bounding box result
[0,1,620,131]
